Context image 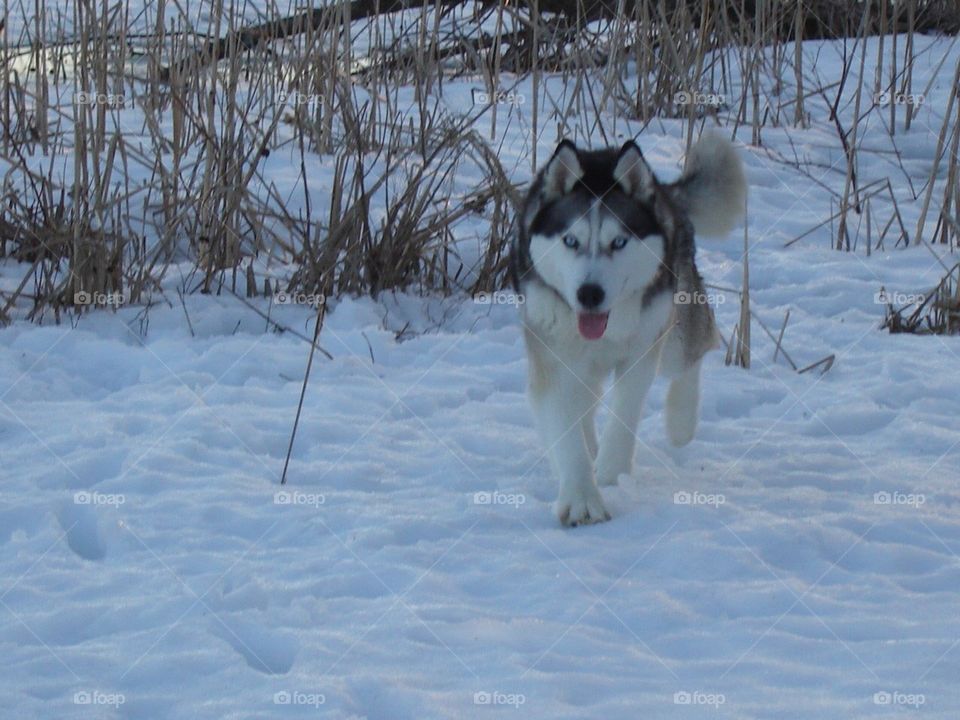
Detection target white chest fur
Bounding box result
[520,278,674,375]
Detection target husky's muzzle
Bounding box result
[576,283,609,340]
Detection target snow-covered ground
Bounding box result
[2,32,960,720]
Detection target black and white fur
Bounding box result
[510,132,746,526]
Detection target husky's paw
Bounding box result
[556,483,610,527]
[595,460,629,487]
[596,451,631,487]
[596,472,622,487]
[666,414,696,447]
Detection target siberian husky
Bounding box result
[510,132,746,526]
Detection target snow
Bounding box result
[2,30,960,720]
[4,269,960,717]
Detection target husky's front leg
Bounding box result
[595,352,659,487]
[665,358,703,447]
[536,384,609,526]
[528,357,608,526]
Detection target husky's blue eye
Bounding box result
[611,236,629,250]
[562,235,580,249]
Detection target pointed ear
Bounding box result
[614,141,657,199]
[541,140,583,200]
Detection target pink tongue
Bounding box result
[578,312,609,340]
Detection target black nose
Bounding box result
[576,283,605,310]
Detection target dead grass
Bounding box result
[0,0,957,326]
[883,262,960,334]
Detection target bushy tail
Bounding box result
[670,131,746,238]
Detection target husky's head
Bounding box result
[520,139,669,340]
